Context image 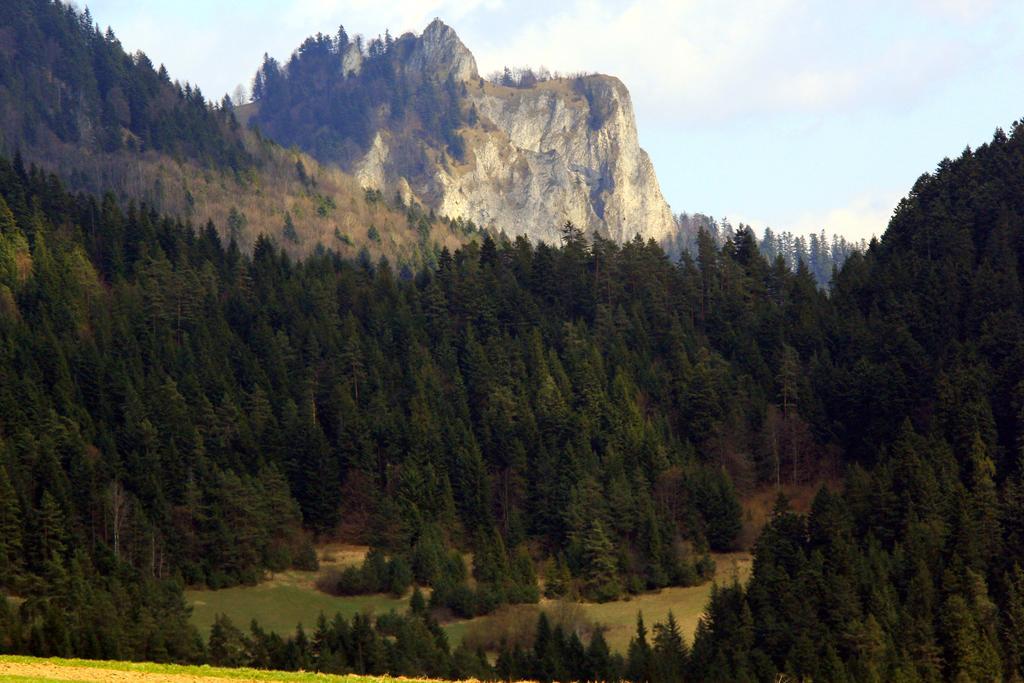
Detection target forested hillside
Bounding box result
[4,115,1024,680]
[248,27,468,167]
[3,3,1024,683]
[684,122,1024,682]
[0,0,248,169]
[0,0,467,266]
[0,138,820,663]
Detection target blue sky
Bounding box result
[82,0,1024,241]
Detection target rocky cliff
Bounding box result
[359,21,674,244]
[408,19,479,84]
[457,76,673,243]
[252,19,675,245]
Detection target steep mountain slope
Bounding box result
[0,1,248,167]
[247,20,676,244]
[0,0,465,266]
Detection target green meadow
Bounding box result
[447,552,752,653]
[186,547,410,638]
[186,548,751,654]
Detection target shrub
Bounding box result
[294,542,319,571]
[335,565,370,595]
[315,567,344,596]
[374,609,405,636]
[695,553,716,581]
[474,583,502,616]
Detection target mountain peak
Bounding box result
[409,18,478,82]
[424,17,453,34]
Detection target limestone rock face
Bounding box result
[354,132,388,189]
[456,76,673,243]
[405,18,479,83]
[341,43,362,77]
[356,22,674,244]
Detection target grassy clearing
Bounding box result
[187,545,750,655]
[443,552,752,654]
[186,545,408,637]
[0,655,444,682]
[187,581,409,638]
[573,551,751,652]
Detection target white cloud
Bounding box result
[473,0,797,121]
[736,191,900,242]
[913,0,995,21]
[467,0,980,125]
[794,195,895,242]
[95,0,990,123]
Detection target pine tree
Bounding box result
[292,623,313,672]
[283,212,299,243]
[532,613,562,682]
[208,614,247,666]
[586,628,614,682]
[968,432,1001,565]
[312,613,330,668]
[339,314,367,402]
[580,518,620,601]
[637,494,668,588]
[0,466,23,584]
[652,611,688,682]
[36,491,67,568]
[1003,565,1024,680]
[941,593,1002,682]
[626,612,653,683]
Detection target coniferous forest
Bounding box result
[3,116,1024,679]
[3,2,1024,683]
[0,1,249,168]
[249,28,469,165]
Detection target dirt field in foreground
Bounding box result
[0,660,260,682]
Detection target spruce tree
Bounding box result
[652,611,688,682]
[626,612,653,683]
[409,586,426,615]
[36,491,67,568]
[283,213,298,243]
[543,554,573,599]
[580,518,620,601]
[208,614,247,666]
[586,628,614,682]
[1003,565,1024,680]
[0,466,22,584]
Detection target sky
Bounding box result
[82,0,1024,241]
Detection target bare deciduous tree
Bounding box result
[108,480,130,560]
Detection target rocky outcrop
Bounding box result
[451,76,674,243]
[356,21,674,244]
[406,18,478,83]
[341,43,362,77]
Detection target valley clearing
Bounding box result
[186,546,752,655]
